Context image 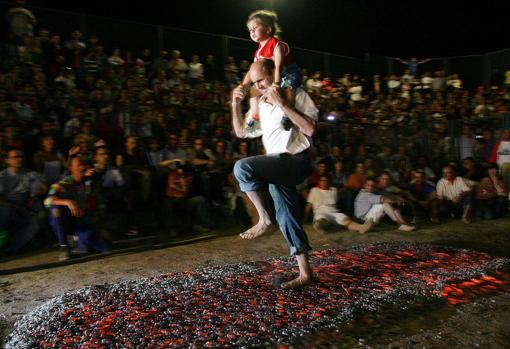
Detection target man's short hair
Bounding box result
[365,177,376,184]
[442,165,455,173]
[260,59,275,75]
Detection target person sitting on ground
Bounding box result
[436,165,475,224]
[474,163,507,219]
[354,178,415,231]
[304,176,374,234]
[45,155,111,260]
[405,169,439,223]
[160,160,213,235]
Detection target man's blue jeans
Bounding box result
[233,150,313,256]
[47,206,110,252]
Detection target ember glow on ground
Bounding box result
[6,242,510,348]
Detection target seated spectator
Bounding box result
[436,165,474,224]
[0,149,46,253]
[346,162,367,191]
[309,160,331,188]
[32,135,65,185]
[304,176,373,234]
[115,136,151,236]
[405,170,439,223]
[45,155,111,260]
[232,141,250,162]
[162,133,188,167]
[461,157,483,182]
[376,171,404,196]
[161,162,213,235]
[475,163,507,219]
[331,160,347,189]
[354,178,415,231]
[91,145,124,202]
[340,162,368,216]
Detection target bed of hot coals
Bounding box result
[6,242,510,348]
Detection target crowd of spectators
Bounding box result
[0,1,509,259]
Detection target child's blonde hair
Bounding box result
[247,9,282,39]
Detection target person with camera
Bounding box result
[45,155,111,260]
[354,178,415,232]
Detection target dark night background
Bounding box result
[12,0,510,58]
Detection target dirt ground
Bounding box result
[1,218,510,348]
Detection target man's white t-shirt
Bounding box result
[307,187,337,212]
[243,88,319,155]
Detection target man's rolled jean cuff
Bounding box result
[290,245,312,256]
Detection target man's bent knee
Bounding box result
[233,159,261,192]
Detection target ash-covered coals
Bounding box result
[6,242,510,349]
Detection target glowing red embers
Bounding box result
[6,243,510,349]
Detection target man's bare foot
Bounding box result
[462,217,471,224]
[239,222,274,239]
[398,224,415,232]
[358,218,374,234]
[281,275,313,289]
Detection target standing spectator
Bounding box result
[108,48,124,69]
[115,136,150,236]
[431,70,446,92]
[458,125,478,161]
[152,50,169,76]
[169,50,188,80]
[203,54,220,81]
[224,56,240,88]
[7,0,37,43]
[65,30,86,82]
[394,57,430,76]
[188,54,203,87]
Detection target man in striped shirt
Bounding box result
[436,165,475,224]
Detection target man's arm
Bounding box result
[436,180,444,200]
[231,86,247,138]
[264,86,316,137]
